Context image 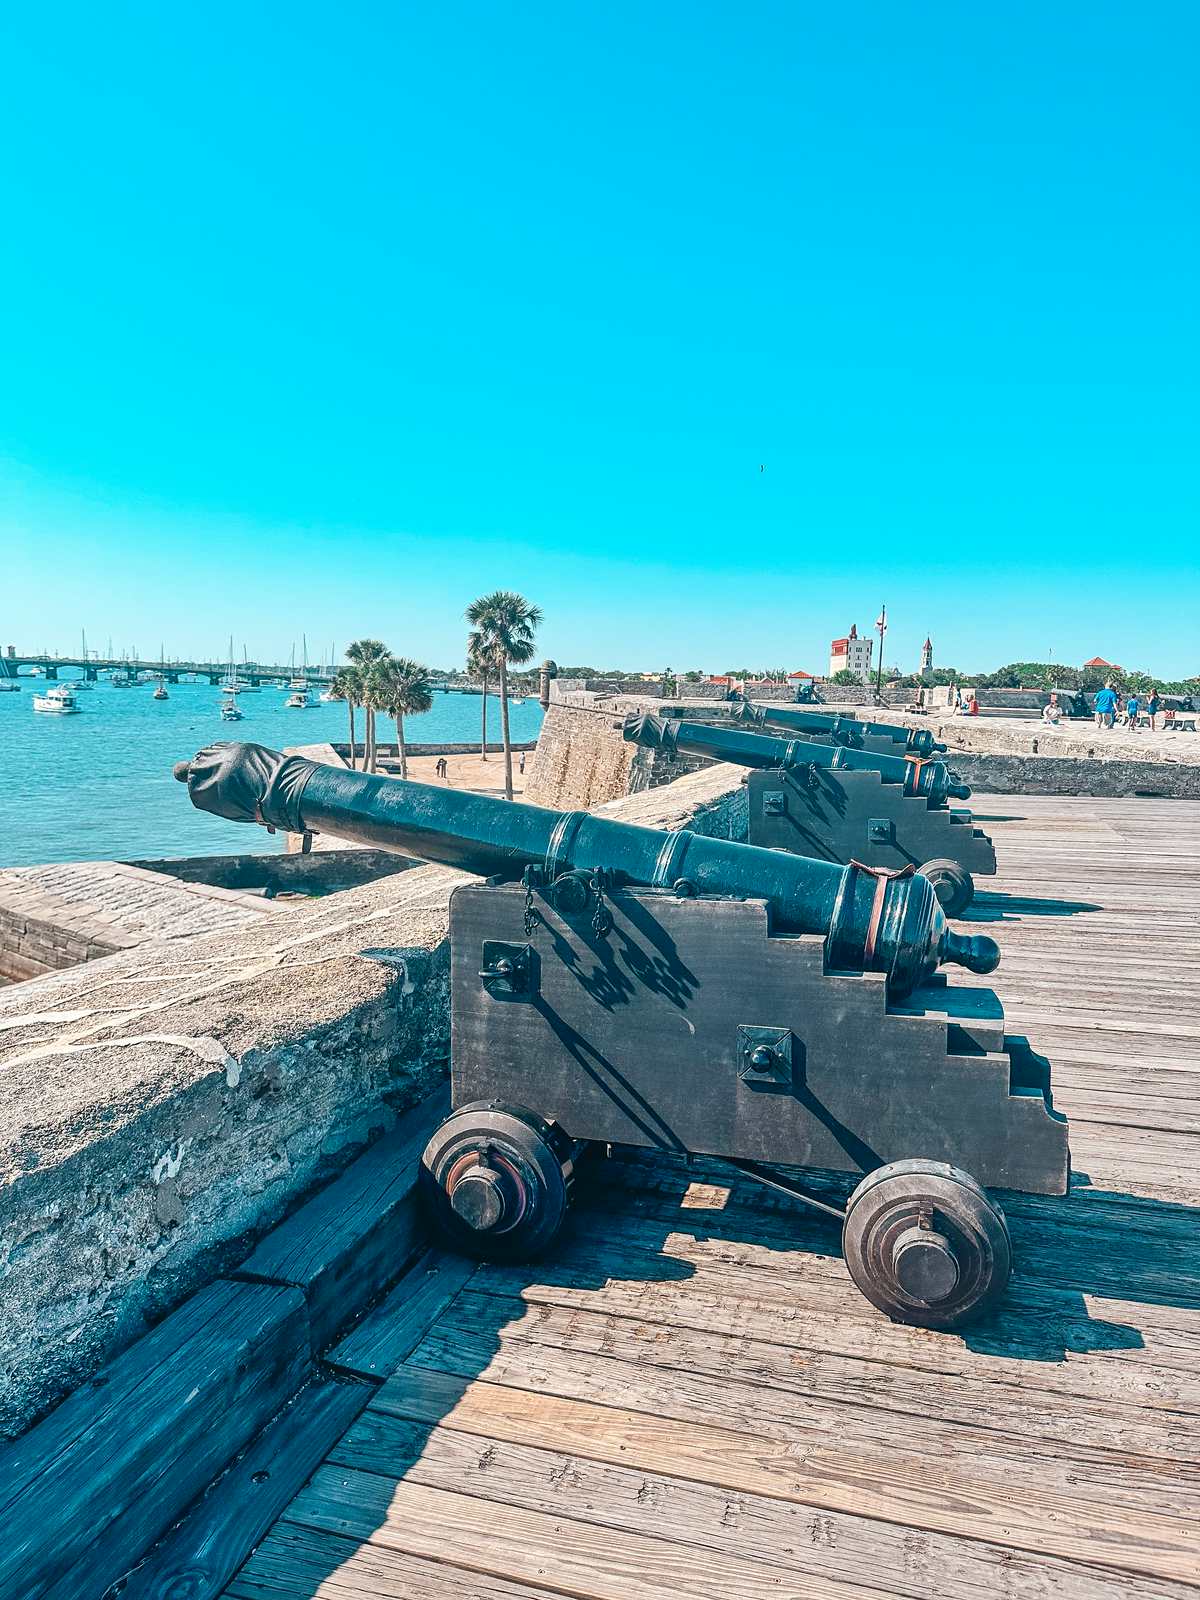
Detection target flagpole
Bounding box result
[874,605,887,703]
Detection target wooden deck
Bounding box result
[221,795,1200,1600]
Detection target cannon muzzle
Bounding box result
[175,742,998,997]
[625,713,969,807]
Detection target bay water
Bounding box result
[0,679,543,867]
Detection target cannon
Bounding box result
[735,700,948,758]
[625,713,996,916]
[174,743,1068,1329]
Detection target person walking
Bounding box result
[1126,692,1142,730]
[518,749,526,776]
[1093,682,1118,730]
[1147,690,1160,731]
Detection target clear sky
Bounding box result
[2,2,1197,676]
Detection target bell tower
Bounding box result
[920,637,933,682]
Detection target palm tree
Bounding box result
[466,630,497,760]
[465,591,543,800]
[375,656,433,779]
[327,666,363,768]
[345,639,389,773]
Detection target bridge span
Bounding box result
[1,650,336,686]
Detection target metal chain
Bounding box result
[523,879,538,938]
[590,870,613,938]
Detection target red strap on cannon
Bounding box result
[848,859,917,963]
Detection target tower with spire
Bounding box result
[920,636,934,682]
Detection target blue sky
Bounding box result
[2,2,1197,676]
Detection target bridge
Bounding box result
[1,651,337,687]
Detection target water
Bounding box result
[0,679,543,867]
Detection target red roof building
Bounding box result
[1083,656,1124,672]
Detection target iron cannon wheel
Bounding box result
[919,858,975,917]
[841,1159,1011,1329]
[420,1102,576,1262]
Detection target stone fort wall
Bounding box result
[525,703,719,810]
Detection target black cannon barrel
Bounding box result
[625,713,970,807]
[738,701,947,757]
[174,742,998,996]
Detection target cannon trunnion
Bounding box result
[424,876,1068,1330]
[747,766,997,916]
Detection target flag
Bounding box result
[875,607,887,632]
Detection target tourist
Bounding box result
[1147,689,1160,730]
[965,691,980,716]
[1093,682,1118,729]
[1042,694,1063,725]
[1126,691,1142,730]
[518,749,526,775]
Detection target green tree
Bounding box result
[466,630,497,760]
[465,590,543,800]
[830,668,861,687]
[345,638,389,771]
[327,666,363,769]
[374,656,433,779]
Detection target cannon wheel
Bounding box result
[420,1102,576,1262]
[841,1159,1011,1329]
[919,858,975,917]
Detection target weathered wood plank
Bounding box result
[404,1322,1200,1523]
[224,1519,569,1599]
[277,1464,887,1600]
[328,1249,477,1382]
[430,1287,1199,1461]
[373,1365,1200,1582]
[331,1406,1200,1600]
[236,1088,447,1351]
[0,1280,309,1600]
[97,1377,369,1600]
[472,1234,1200,1404]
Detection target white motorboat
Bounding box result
[0,682,20,693]
[220,699,243,722]
[153,682,169,700]
[285,690,311,709]
[33,685,81,715]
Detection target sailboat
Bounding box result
[73,630,94,689]
[288,635,310,691]
[319,642,338,700]
[219,636,242,695]
[237,645,262,691]
[153,644,169,700]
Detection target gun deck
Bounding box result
[21,793,1200,1599]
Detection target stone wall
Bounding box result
[525,703,719,809]
[0,862,277,987]
[0,764,746,1441]
[953,752,1200,798]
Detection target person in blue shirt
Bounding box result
[1093,683,1118,729]
[1147,691,1161,730]
[1126,692,1142,729]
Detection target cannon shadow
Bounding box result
[965,891,1104,921]
[239,1146,1198,1597]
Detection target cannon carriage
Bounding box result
[626,712,996,916]
[174,742,1068,1329]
